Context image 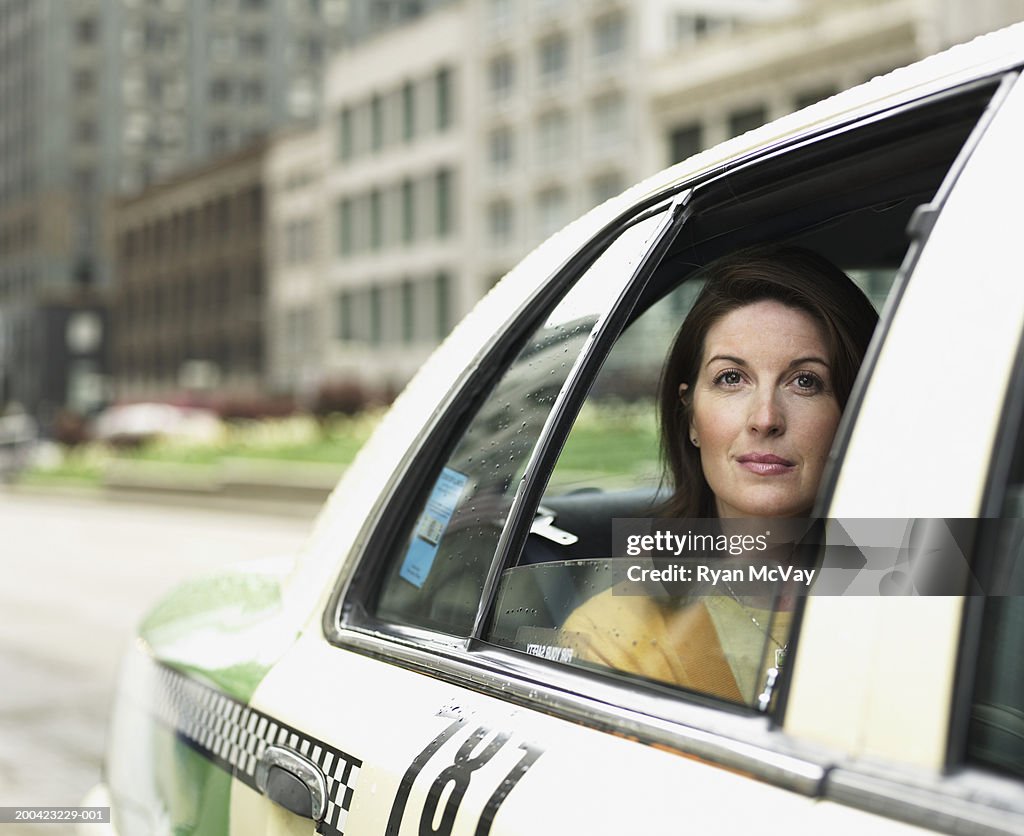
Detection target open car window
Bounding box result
[369,210,671,635]
[481,79,1002,709]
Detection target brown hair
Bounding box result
[659,246,879,517]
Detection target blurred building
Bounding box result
[338,0,455,48]
[652,0,1024,165]
[109,143,267,404]
[313,4,469,395]
[266,0,797,401]
[265,127,330,406]
[0,0,344,428]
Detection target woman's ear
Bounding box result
[678,384,699,447]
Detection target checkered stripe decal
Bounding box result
[150,660,361,836]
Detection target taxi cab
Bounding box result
[87,22,1024,836]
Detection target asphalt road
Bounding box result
[0,492,314,834]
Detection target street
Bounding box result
[0,492,314,833]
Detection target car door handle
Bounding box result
[255,745,327,821]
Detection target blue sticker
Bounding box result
[399,467,469,588]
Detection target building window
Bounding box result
[210,78,231,102]
[487,200,514,246]
[728,104,767,138]
[338,107,353,161]
[488,126,515,174]
[369,285,383,345]
[241,79,264,104]
[371,94,384,151]
[401,179,415,244]
[284,218,315,265]
[402,81,415,141]
[593,12,626,62]
[794,86,839,111]
[338,199,352,256]
[401,279,415,344]
[436,67,453,131]
[436,169,454,238]
[488,54,515,101]
[671,13,730,46]
[337,291,354,341]
[74,69,96,94]
[669,122,703,164]
[75,17,98,44]
[77,120,98,143]
[537,109,569,167]
[435,272,451,339]
[538,33,569,88]
[240,31,266,57]
[370,189,383,250]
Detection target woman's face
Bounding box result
[687,300,841,518]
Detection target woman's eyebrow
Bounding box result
[787,356,831,368]
[705,355,831,368]
[705,354,746,368]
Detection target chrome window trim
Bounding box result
[825,762,1024,836]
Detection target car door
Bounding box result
[222,74,1021,836]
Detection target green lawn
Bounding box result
[19,402,661,491]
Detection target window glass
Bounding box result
[538,33,569,87]
[371,212,669,634]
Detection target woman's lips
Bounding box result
[736,453,795,475]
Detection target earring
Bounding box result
[691,436,699,447]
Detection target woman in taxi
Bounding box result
[560,246,879,704]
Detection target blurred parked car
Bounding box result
[0,403,37,481]
[86,24,1024,836]
[90,403,223,447]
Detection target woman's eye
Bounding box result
[714,370,743,386]
[793,373,824,392]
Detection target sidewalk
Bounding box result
[4,457,340,519]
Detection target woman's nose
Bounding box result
[747,389,785,435]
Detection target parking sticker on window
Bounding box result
[400,467,468,588]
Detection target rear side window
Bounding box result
[370,212,669,635]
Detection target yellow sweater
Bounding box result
[560,588,792,705]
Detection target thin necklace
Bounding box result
[723,580,787,670]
